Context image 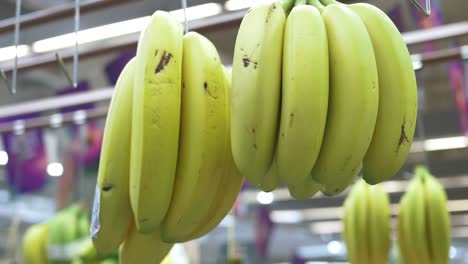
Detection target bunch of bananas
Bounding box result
[23,203,116,264]
[398,166,451,264]
[92,10,243,263]
[342,179,390,264]
[231,0,418,197]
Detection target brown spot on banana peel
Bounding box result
[242,58,258,69]
[398,122,410,150]
[155,51,173,74]
[289,113,294,128]
[265,3,277,23]
[102,185,113,192]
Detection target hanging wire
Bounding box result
[181,0,188,34]
[55,53,74,87]
[409,0,431,17]
[73,0,80,88]
[11,0,22,95]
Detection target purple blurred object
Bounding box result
[0,114,47,193]
[105,50,136,85]
[56,81,103,167]
[291,253,306,264]
[255,205,274,259]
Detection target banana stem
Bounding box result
[320,0,340,5]
[295,0,307,6]
[280,0,295,14]
[307,0,325,11]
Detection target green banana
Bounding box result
[351,180,370,264]
[276,2,328,185]
[231,1,286,185]
[404,174,431,264]
[425,172,451,264]
[93,58,135,254]
[288,176,322,200]
[131,10,183,233]
[368,184,390,264]
[23,223,49,264]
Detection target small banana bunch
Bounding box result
[92,10,244,263]
[231,0,417,197]
[398,166,451,264]
[342,180,390,264]
[23,203,116,264]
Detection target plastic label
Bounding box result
[90,185,101,239]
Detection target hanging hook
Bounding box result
[73,0,80,88]
[181,0,188,34]
[409,0,431,17]
[55,53,74,88]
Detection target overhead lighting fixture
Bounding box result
[327,240,344,255]
[224,0,274,11]
[0,45,30,62]
[47,162,64,177]
[0,151,8,166]
[170,3,222,21]
[32,16,150,53]
[257,191,274,204]
[32,3,222,53]
[270,210,304,224]
[424,136,467,152]
[310,221,343,235]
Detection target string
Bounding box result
[12,0,22,94]
[182,0,188,34]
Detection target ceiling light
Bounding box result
[424,136,467,151]
[32,3,222,53]
[327,240,344,255]
[309,221,342,235]
[32,16,151,53]
[0,45,30,62]
[270,210,304,224]
[170,3,222,21]
[47,162,64,177]
[450,246,457,259]
[224,0,274,11]
[257,191,274,204]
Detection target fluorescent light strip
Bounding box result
[272,199,468,223]
[0,45,30,62]
[32,3,222,53]
[410,136,468,152]
[224,0,274,11]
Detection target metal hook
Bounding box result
[55,53,74,88]
[73,0,80,88]
[409,0,431,17]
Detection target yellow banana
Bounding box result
[347,2,418,185]
[259,157,282,193]
[276,3,328,185]
[231,1,286,185]
[368,184,390,264]
[92,58,135,254]
[309,1,379,191]
[185,67,244,241]
[321,163,362,196]
[131,10,183,233]
[404,174,431,264]
[119,222,173,264]
[424,172,451,264]
[161,32,228,243]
